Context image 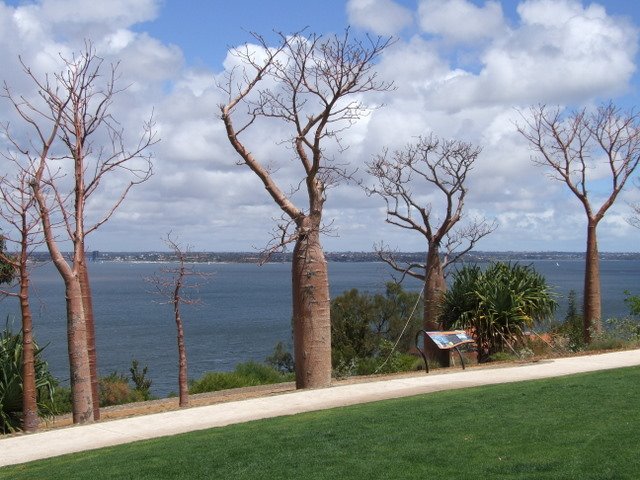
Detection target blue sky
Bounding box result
[1,0,640,252]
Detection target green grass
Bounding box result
[3,366,640,479]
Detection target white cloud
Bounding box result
[418,0,505,44]
[1,0,639,252]
[347,0,413,36]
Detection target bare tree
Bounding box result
[518,102,640,342]
[146,235,209,408]
[2,44,155,423]
[0,171,42,431]
[367,135,495,365]
[219,30,393,388]
[630,179,640,229]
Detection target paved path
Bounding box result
[2,349,640,467]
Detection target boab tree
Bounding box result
[3,45,155,423]
[367,135,495,365]
[518,102,640,343]
[220,30,392,388]
[0,170,42,431]
[146,234,209,408]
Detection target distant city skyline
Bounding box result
[1,0,639,252]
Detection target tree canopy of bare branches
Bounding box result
[2,43,156,423]
[518,102,640,342]
[220,29,393,388]
[145,234,210,408]
[367,134,495,364]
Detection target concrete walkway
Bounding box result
[2,349,640,468]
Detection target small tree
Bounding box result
[367,134,496,365]
[146,235,209,407]
[220,29,393,388]
[0,170,42,431]
[331,282,423,371]
[2,44,155,423]
[441,262,557,361]
[518,102,640,343]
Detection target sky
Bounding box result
[1,0,640,253]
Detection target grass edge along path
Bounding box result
[2,366,639,480]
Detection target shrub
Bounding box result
[441,262,557,362]
[189,362,294,394]
[0,324,56,433]
[129,359,153,400]
[265,342,295,374]
[99,372,146,407]
[331,283,422,372]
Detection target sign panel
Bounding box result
[426,330,474,350]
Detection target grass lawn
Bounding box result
[2,366,639,479]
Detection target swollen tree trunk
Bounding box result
[78,255,100,420]
[583,220,602,343]
[292,224,331,389]
[423,245,449,367]
[174,298,189,408]
[65,276,94,423]
[19,256,38,432]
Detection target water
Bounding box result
[1,259,638,396]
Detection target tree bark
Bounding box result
[583,220,602,342]
[19,256,38,432]
[292,225,331,389]
[78,255,100,420]
[174,300,189,407]
[423,245,450,367]
[63,275,93,423]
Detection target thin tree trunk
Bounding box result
[292,226,331,389]
[583,220,602,343]
[174,299,189,407]
[19,257,38,432]
[423,245,449,367]
[78,256,100,420]
[65,277,94,423]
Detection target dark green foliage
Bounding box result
[331,282,422,374]
[552,290,585,351]
[4,367,640,479]
[624,290,640,316]
[189,362,294,394]
[0,324,56,433]
[441,262,557,361]
[265,341,295,374]
[129,359,153,400]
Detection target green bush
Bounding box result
[331,282,422,372]
[441,262,557,362]
[0,324,56,433]
[99,372,146,407]
[265,342,295,374]
[189,362,294,394]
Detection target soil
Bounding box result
[36,360,527,431]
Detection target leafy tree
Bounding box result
[624,291,640,316]
[331,283,422,370]
[441,262,557,361]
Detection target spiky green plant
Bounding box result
[0,325,56,433]
[441,262,557,361]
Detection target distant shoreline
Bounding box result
[26,250,640,264]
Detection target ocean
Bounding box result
[1,259,638,396]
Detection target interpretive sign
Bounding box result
[425,330,474,350]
